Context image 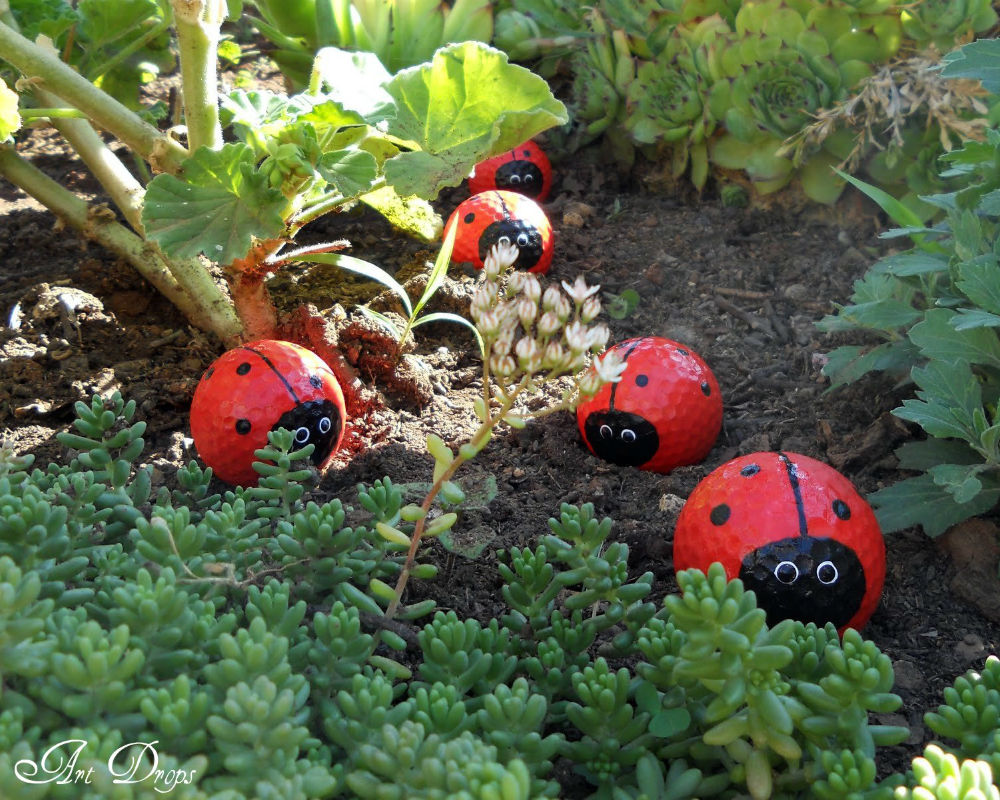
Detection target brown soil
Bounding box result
[3,100,1000,782]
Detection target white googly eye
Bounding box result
[516,233,530,247]
[498,235,511,246]
[620,429,636,443]
[774,561,799,584]
[599,424,613,439]
[294,426,311,444]
[816,560,838,585]
[524,173,534,184]
[509,174,521,184]
[318,416,331,434]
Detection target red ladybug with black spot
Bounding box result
[673,452,885,632]
[190,339,346,486]
[468,140,553,202]
[444,190,554,274]
[576,336,722,473]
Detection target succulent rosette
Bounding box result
[900,0,998,53]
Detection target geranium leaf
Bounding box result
[142,143,287,264]
[383,41,567,198]
[311,47,395,122]
[316,148,378,197]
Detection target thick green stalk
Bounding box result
[0,145,241,342]
[0,21,188,174]
[171,0,224,153]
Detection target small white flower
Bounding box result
[553,293,572,322]
[561,275,601,305]
[581,295,601,323]
[470,285,495,316]
[537,310,561,338]
[477,309,502,337]
[563,320,589,354]
[484,241,519,278]
[515,337,541,371]
[492,327,515,357]
[507,272,526,295]
[593,350,627,383]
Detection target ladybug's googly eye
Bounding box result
[294,426,311,444]
[498,235,511,246]
[774,561,799,584]
[816,560,839,585]
[516,233,530,247]
[318,417,331,434]
[620,429,637,443]
[599,424,613,439]
[524,174,534,184]
[509,174,522,184]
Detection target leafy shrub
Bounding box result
[1,391,998,797]
[817,38,1000,537]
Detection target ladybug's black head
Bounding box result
[494,160,544,198]
[738,535,865,628]
[583,409,659,467]
[272,399,341,466]
[479,219,543,270]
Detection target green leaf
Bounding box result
[411,312,484,353]
[0,80,20,141]
[412,216,456,323]
[896,439,983,471]
[383,42,568,198]
[909,309,1000,368]
[820,341,919,388]
[957,255,1000,315]
[834,167,923,229]
[951,309,1000,330]
[357,306,403,338]
[604,289,640,320]
[293,252,413,316]
[311,47,395,121]
[142,143,287,263]
[316,148,378,197]
[649,707,692,738]
[928,463,985,505]
[877,252,950,277]
[941,38,1000,94]
[870,473,1000,536]
[360,185,443,242]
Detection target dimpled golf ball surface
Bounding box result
[673,451,886,632]
[444,189,554,273]
[190,339,346,487]
[576,336,722,473]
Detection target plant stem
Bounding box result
[89,16,173,85]
[386,374,528,619]
[171,0,224,153]
[0,21,189,174]
[0,144,240,341]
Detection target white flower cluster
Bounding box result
[469,243,626,395]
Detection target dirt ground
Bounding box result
[4,90,1000,781]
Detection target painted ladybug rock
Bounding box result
[468,140,553,201]
[190,339,346,486]
[673,452,885,632]
[444,190,553,273]
[576,336,722,473]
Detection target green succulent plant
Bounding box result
[900,0,998,54]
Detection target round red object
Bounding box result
[673,452,886,633]
[444,190,554,274]
[190,339,346,486]
[576,336,722,473]
[468,140,552,202]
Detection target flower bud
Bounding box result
[578,367,603,397]
[492,327,515,357]
[477,309,502,337]
[564,320,589,354]
[581,295,601,323]
[517,297,538,328]
[470,285,494,316]
[522,274,541,304]
[542,340,566,370]
[587,323,611,352]
[515,336,542,371]
[553,293,572,322]
[490,353,518,377]
[541,285,562,312]
[537,310,561,338]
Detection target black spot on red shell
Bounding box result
[635,374,648,387]
[709,504,730,525]
[236,362,251,375]
[204,367,214,380]
[677,347,689,355]
[740,464,760,477]
[235,419,251,434]
[464,212,475,224]
[833,499,851,520]
[310,374,322,389]
[701,381,711,396]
